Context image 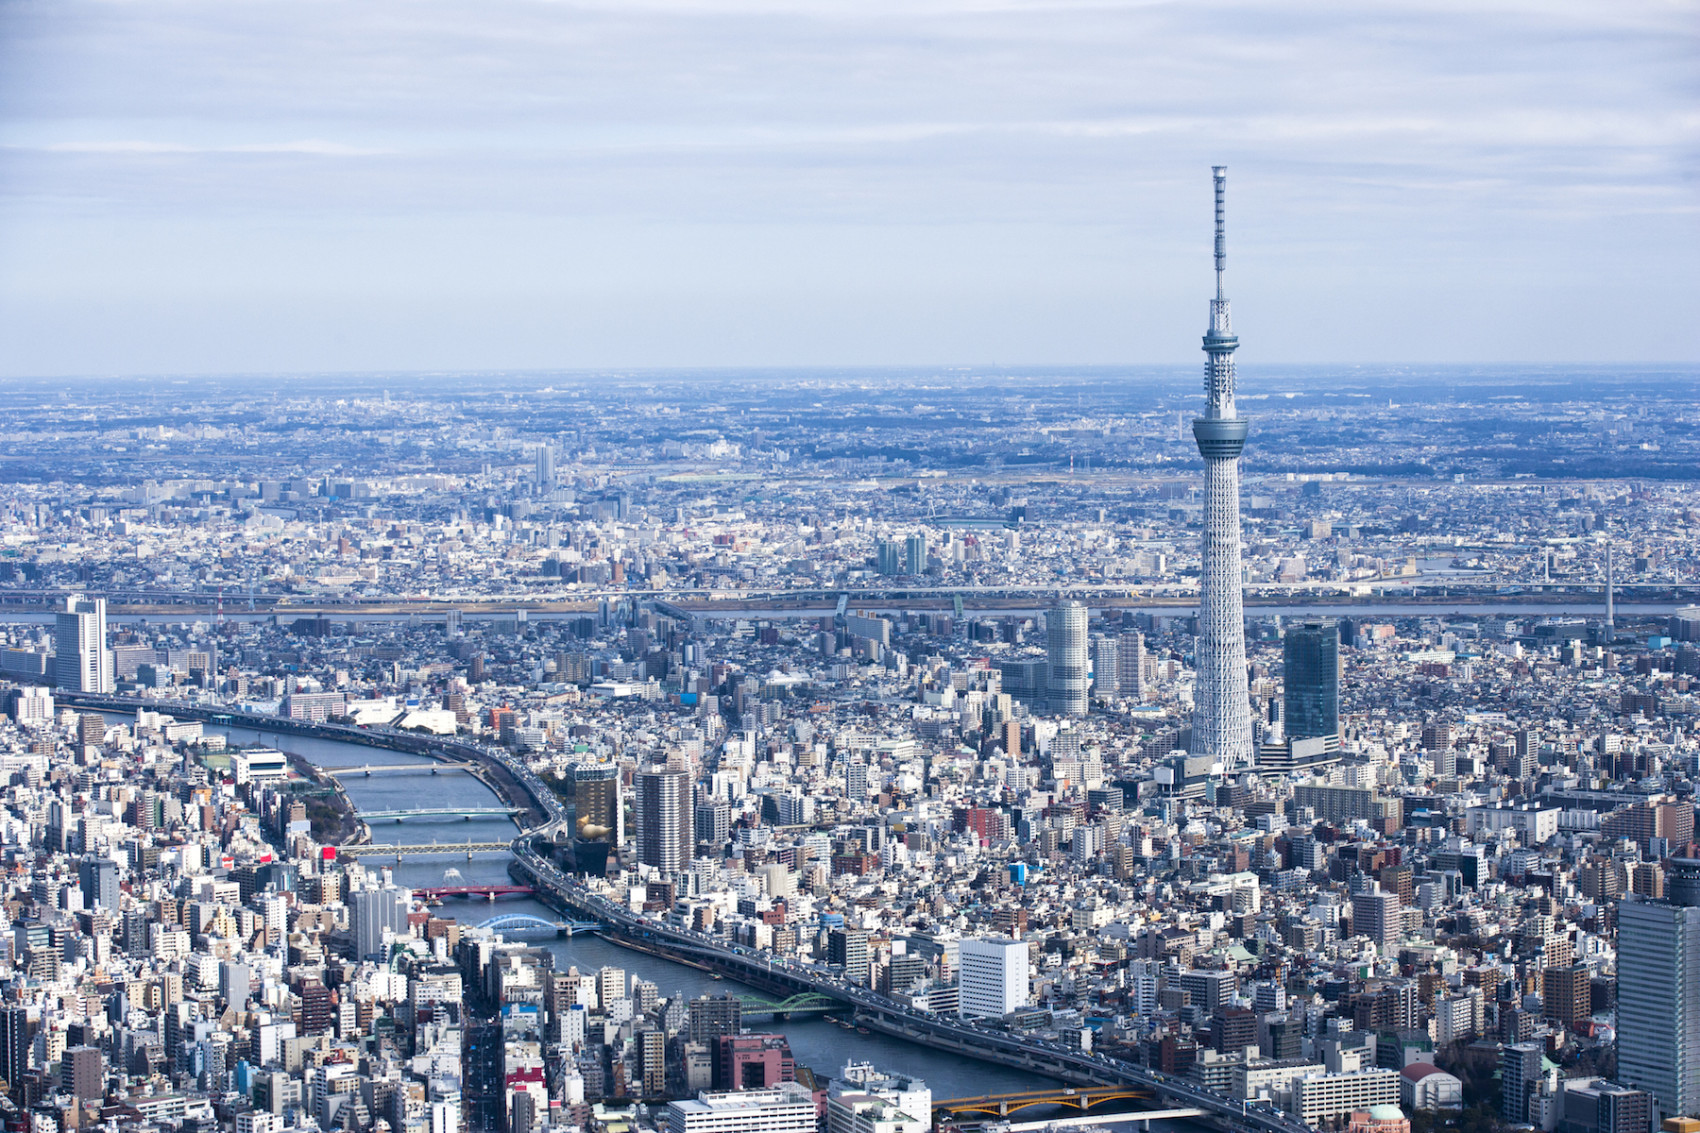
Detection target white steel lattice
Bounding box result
[1191,166,1254,767]
[1193,454,1252,764]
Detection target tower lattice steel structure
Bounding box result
[1191,166,1254,767]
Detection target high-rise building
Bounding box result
[1045,599,1088,718]
[1116,632,1146,699]
[687,995,743,1046]
[1616,857,1700,1119]
[875,540,903,576]
[1283,618,1340,739]
[904,533,928,576]
[569,759,623,875]
[1091,637,1118,701]
[61,1045,102,1100]
[535,445,555,487]
[351,884,414,960]
[635,766,692,875]
[827,929,870,986]
[1352,888,1402,949]
[1190,167,1254,768]
[55,594,112,693]
[78,855,119,913]
[1540,963,1591,1029]
[957,937,1029,1019]
[0,1005,31,1085]
[1500,1042,1545,1125]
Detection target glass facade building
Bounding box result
[1283,618,1339,739]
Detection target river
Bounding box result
[162,721,1065,1101]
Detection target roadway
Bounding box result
[504,843,1311,1133]
[6,579,1686,618]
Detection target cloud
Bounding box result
[0,0,1694,373]
[30,139,391,156]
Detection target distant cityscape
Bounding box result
[0,337,1697,1133]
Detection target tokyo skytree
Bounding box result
[1190,166,1254,767]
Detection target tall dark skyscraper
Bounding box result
[1283,619,1340,739]
[1191,166,1253,768]
[1617,857,1700,1119]
[0,1005,30,1087]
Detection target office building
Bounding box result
[1292,1069,1401,1126]
[997,658,1047,707]
[535,445,555,486]
[828,928,870,986]
[78,855,119,913]
[716,1034,795,1090]
[635,766,693,875]
[1190,167,1254,768]
[1045,599,1089,718]
[665,1083,817,1133]
[55,594,112,694]
[1557,1080,1652,1133]
[351,884,414,960]
[569,760,623,875]
[827,1065,932,1133]
[1616,858,1700,1119]
[958,937,1029,1018]
[1283,618,1339,739]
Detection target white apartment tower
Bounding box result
[55,594,112,694]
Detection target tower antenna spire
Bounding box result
[1213,165,1227,301]
[1191,165,1253,769]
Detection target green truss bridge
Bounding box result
[735,992,841,1018]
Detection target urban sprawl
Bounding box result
[0,356,1695,1133]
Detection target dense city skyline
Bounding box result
[1,2,1698,1133]
[0,338,1696,1133]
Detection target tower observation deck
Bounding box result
[1190,167,1254,767]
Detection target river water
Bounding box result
[175,722,1063,1100]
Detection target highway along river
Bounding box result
[191,722,1064,1101]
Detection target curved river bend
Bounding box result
[186,722,1064,1101]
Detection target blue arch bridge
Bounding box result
[477,913,603,937]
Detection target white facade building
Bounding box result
[667,1084,817,1133]
[957,937,1029,1019]
[54,594,112,694]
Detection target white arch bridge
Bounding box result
[478,913,603,936]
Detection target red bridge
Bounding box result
[416,885,536,900]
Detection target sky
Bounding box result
[0,0,1695,377]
